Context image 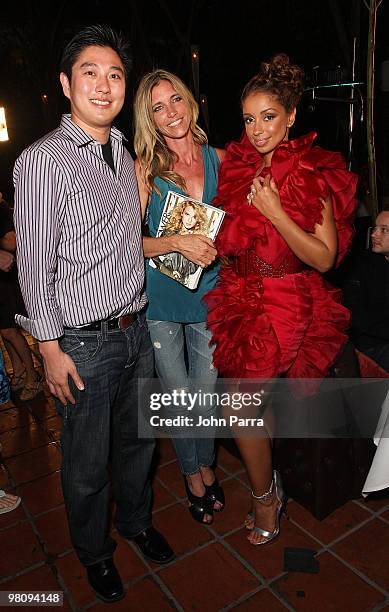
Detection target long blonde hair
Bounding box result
[162,201,209,236]
[133,69,207,194]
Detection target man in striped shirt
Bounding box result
[13,25,173,603]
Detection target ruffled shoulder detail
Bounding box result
[297,145,358,266]
[267,133,357,266]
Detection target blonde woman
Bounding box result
[134,70,225,524]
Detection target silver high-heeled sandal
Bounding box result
[244,471,278,530]
[248,470,285,546]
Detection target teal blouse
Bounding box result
[146,145,220,322]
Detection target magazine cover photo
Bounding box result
[149,190,225,290]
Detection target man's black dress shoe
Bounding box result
[131,526,174,564]
[86,558,124,603]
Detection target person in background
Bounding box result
[0,196,42,400]
[134,70,225,525]
[13,25,173,604]
[0,253,22,514]
[343,209,389,372]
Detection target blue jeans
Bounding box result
[56,314,155,566]
[147,320,217,475]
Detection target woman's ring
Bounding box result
[251,186,257,195]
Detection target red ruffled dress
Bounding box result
[206,132,357,380]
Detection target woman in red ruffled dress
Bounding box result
[206,54,357,545]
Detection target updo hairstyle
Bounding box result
[241,53,304,112]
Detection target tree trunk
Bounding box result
[366,0,381,218]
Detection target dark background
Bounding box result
[1,0,388,202]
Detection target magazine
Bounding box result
[149,190,225,290]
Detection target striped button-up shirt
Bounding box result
[13,114,147,341]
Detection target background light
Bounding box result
[0,108,9,142]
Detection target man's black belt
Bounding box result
[64,313,137,332]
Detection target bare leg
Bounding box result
[0,328,38,384]
[199,466,223,510]
[222,384,273,495]
[221,382,281,544]
[233,434,279,545]
[236,436,273,494]
[185,471,213,523]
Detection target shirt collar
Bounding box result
[59,114,127,148]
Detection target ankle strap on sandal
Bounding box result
[251,478,274,502]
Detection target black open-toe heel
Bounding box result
[205,478,225,512]
[184,478,214,524]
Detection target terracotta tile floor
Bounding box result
[1,348,389,610]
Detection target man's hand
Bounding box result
[39,340,84,405]
[175,234,217,267]
[0,249,14,272]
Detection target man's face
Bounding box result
[60,45,125,137]
[371,212,389,256]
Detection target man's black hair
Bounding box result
[60,24,132,81]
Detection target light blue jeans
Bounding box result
[147,320,218,475]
